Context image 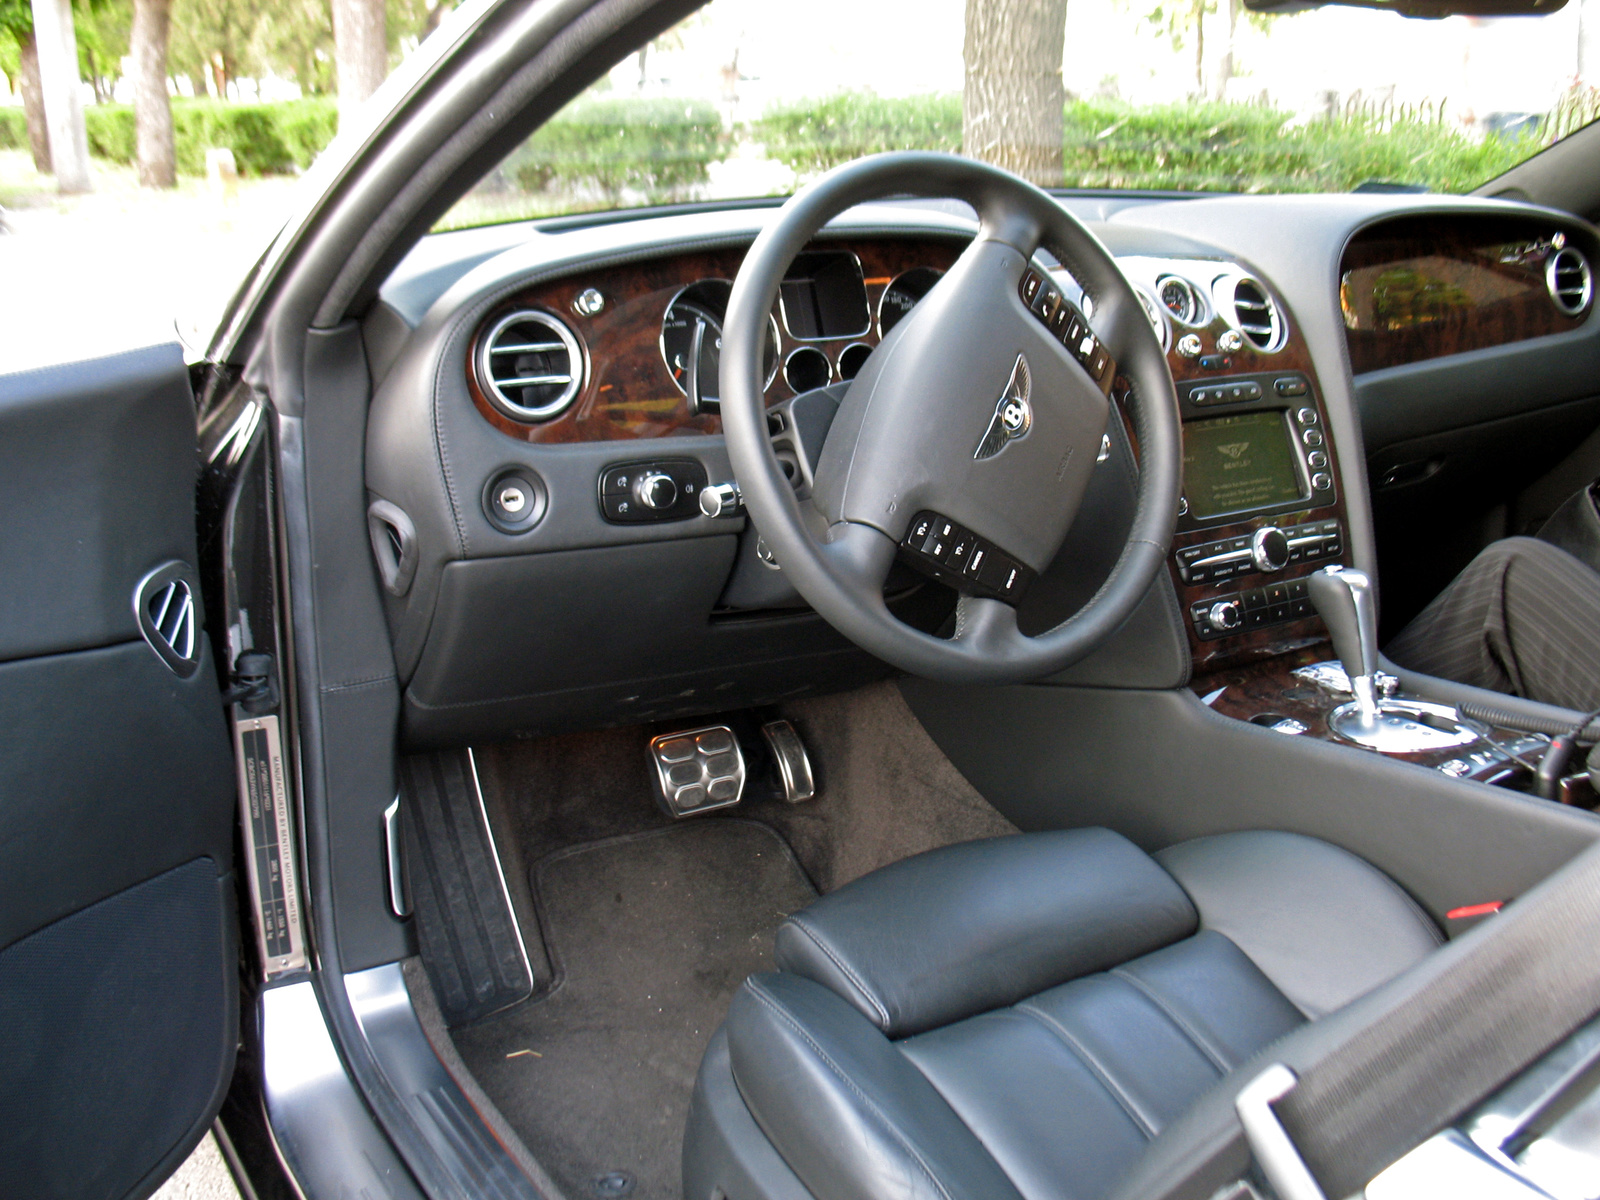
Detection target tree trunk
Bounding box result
[1193,0,1205,96]
[17,31,51,174]
[1216,0,1238,100]
[332,0,387,117]
[962,0,1068,187]
[131,0,175,188]
[29,0,91,193]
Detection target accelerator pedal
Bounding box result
[649,726,746,818]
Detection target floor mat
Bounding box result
[452,820,816,1200]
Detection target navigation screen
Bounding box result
[1182,410,1306,520]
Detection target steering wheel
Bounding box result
[721,152,1181,685]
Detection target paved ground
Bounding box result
[0,151,303,373]
[152,1135,241,1200]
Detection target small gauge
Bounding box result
[878,267,944,336]
[660,280,778,407]
[1157,275,1203,326]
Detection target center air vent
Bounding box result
[476,309,584,421]
[1223,277,1286,352]
[1546,247,1593,318]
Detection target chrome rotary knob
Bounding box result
[1208,600,1242,631]
[1251,526,1290,573]
[634,472,677,510]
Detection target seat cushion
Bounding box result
[700,828,1443,1200]
[773,829,1198,1037]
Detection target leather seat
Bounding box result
[683,828,1443,1200]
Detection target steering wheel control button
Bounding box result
[649,725,746,819]
[482,468,548,534]
[1015,272,1115,391]
[598,458,707,523]
[899,511,1035,604]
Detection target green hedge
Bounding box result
[0,107,26,152]
[82,98,338,175]
[754,91,1540,194]
[755,92,960,174]
[501,96,726,205]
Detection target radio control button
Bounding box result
[1275,377,1309,397]
[1302,428,1324,447]
[1208,600,1243,631]
[1296,407,1318,425]
[1312,471,1333,491]
[1307,450,1328,469]
[1251,526,1291,572]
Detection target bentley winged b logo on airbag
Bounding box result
[975,354,1033,460]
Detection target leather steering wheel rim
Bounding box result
[721,152,1181,686]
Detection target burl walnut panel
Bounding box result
[466,238,964,444]
[1341,215,1588,375]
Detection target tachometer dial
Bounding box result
[660,280,777,408]
[878,267,944,336]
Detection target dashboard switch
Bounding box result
[598,458,707,523]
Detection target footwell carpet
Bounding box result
[452,819,816,1200]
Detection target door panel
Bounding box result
[0,345,239,1200]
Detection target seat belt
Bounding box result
[1235,836,1600,1200]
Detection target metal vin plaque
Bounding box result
[235,713,307,976]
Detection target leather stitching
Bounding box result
[1108,965,1232,1073]
[1014,1002,1158,1140]
[742,979,961,1200]
[783,916,892,1029]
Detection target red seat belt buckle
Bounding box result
[1446,901,1505,920]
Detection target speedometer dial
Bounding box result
[660,281,777,408]
[878,267,944,336]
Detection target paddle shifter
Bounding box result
[1307,565,1381,727]
[1306,564,1477,753]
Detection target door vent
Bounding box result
[1546,247,1593,317]
[475,309,584,421]
[1225,277,1286,352]
[133,561,202,678]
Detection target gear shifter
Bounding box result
[1306,564,1476,753]
[1307,565,1380,726]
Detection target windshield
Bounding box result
[439,0,1597,230]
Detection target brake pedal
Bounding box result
[649,726,746,818]
[761,719,816,804]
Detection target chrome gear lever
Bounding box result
[1307,565,1380,725]
[1306,564,1476,754]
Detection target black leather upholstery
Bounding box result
[685,829,1442,1200]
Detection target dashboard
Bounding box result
[362,195,1600,746]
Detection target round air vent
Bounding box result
[475,309,584,421]
[1221,276,1286,353]
[1546,246,1593,318]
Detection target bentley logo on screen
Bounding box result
[975,355,1033,460]
[1219,442,1250,459]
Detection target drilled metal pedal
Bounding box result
[760,719,815,804]
[649,726,746,818]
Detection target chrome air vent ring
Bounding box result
[1218,275,1287,353]
[1546,246,1593,318]
[476,309,585,422]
